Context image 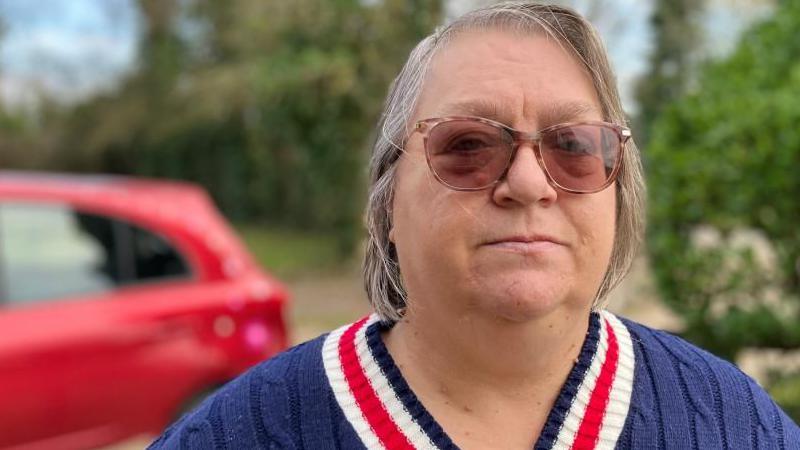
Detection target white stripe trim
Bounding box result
[551,316,610,450]
[595,311,635,450]
[322,317,384,449]
[322,312,635,450]
[354,316,439,450]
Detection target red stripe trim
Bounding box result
[338,317,415,450]
[571,318,620,450]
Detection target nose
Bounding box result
[491,143,558,207]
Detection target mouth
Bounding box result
[482,235,567,253]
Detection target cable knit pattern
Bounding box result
[149,311,800,449]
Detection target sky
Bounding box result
[0,0,775,113]
[0,0,139,107]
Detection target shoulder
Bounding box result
[615,314,800,449]
[147,334,334,449]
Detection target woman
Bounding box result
[151,2,799,449]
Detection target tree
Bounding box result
[646,0,800,360]
[49,0,442,253]
[0,19,31,168]
[634,0,705,147]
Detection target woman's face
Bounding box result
[390,30,616,322]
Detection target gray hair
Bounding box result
[363,1,646,322]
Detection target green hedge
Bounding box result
[769,371,800,423]
[646,1,800,361]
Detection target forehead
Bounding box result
[414,29,602,127]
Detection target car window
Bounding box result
[128,222,190,282]
[0,202,190,306]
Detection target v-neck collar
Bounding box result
[321,310,635,450]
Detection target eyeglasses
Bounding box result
[410,116,631,194]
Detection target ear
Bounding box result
[388,226,396,243]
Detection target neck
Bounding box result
[383,302,591,407]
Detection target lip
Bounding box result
[482,235,567,253]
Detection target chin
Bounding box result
[490,302,558,323]
[464,255,598,322]
[473,278,573,323]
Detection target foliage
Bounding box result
[769,371,800,423]
[634,0,705,147]
[0,103,60,169]
[646,0,800,360]
[12,0,442,254]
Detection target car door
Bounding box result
[0,201,196,449]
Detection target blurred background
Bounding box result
[1,0,799,448]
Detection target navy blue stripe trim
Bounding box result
[534,313,601,450]
[366,321,460,450]
[633,328,667,449]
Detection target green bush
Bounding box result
[769,372,800,423]
[646,1,800,361]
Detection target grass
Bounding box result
[235,224,349,279]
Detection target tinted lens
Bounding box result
[539,124,620,192]
[426,120,512,189]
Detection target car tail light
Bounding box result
[241,319,273,354]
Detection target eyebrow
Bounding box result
[434,98,515,124]
[432,98,601,127]
[539,101,601,126]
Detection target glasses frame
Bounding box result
[411,115,631,194]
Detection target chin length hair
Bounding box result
[363,1,646,323]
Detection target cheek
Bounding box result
[392,155,480,243]
[390,158,487,287]
[573,190,616,269]
[391,159,444,265]
[394,188,477,256]
[391,157,436,242]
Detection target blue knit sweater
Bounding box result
[149,311,800,449]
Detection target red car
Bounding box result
[0,171,289,450]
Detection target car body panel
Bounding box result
[0,171,289,449]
